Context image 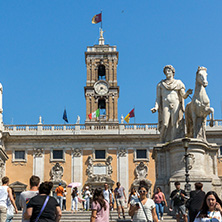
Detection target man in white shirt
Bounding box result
[0,176,18,221]
[84,186,91,211]
[19,175,40,222]
[103,183,112,208]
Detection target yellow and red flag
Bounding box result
[124,108,135,123]
[92,13,102,24]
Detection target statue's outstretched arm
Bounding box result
[151,84,160,113]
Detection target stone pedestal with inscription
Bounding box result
[85,156,114,190]
[152,138,221,200]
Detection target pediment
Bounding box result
[10,181,27,192]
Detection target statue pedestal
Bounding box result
[152,138,221,199]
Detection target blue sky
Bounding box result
[0,1,222,124]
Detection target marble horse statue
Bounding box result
[185,66,214,140]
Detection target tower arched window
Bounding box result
[98,64,106,80]
[98,99,106,115]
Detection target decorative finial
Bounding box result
[99,28,104,45]
[38,116,42,125]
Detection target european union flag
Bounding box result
[63,109,68,123]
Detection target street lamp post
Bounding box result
[182,137,191,196]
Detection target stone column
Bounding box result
[108,96,113,122]
[117,148,129,193]
[33,148,44,182]
[72,148,83,187]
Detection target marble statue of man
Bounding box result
[151,65,192,142]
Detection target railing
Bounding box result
[3,120,222,135]
[3,123,158,135]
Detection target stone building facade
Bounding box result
[0,30,222,210]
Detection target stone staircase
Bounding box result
[13,211,177,222]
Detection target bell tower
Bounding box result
[84,29,119,123]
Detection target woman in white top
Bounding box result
[194,191,222,222]
[71,187,79,213]
[129,182,158,222]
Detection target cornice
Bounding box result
[3,134,160,144]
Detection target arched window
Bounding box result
[98,99,106,115]
[98,64,106,80]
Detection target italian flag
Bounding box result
[88,109,100,120]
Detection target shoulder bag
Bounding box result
[158,193,165,206]
[34,196,50,222]
[138,198,151,222]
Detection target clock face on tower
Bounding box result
[94,80,109,95]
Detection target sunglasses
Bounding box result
[139,190,146,194]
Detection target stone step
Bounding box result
[12,211,177,222]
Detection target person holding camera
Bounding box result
[170,181,188,222]
[129,182,158,222]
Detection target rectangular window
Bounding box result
[220,146,222,156]
[53,150,63,160]
[14,151,25,160]
[136,149,147,159]
[95,150,106,159]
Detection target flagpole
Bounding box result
[101,9,102,30]
[64,106,66,125]
[134,105,136,124]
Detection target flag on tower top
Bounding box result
[92,13,102,24]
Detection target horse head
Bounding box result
[196,66,208,87]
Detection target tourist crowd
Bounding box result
[0,175,222,222]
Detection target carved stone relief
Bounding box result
[0,159,5,182]
[86,156,93,178]
[86,155,114,189]
[106,156,113,177]
[118,148,126,157]
[50,162,64,182]
[72,148,81,157]
[34,148,43,157]
[135,162,148,180]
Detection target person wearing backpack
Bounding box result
[169,181,188,222]
[55,183,64,210]
[188,182,205,222]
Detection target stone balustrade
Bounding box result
[3,120,222,136]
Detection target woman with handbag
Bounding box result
[24,181,62,222]
[152,187,167,221]
[129,182,158,222]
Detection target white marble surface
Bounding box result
[118,149,129,193]
[33,154,44,182]
[151,65,192,142]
